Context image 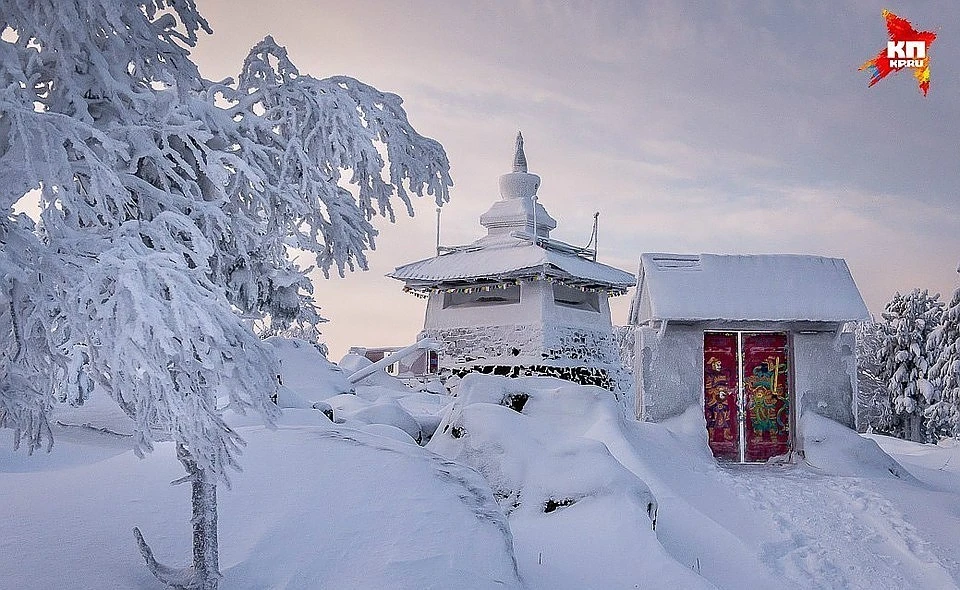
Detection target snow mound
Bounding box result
[268,337,354,400]
[432,375,655,517]
[267,339,450,441]
[0,417,522,589]
[801,412,915,480]
[274,385,315,409]
[320,381,450,444]
[428,374,713,590]
[338,352,410,390]
[433,401,654,519]
[324,387,450,444]
[338,398,424,443]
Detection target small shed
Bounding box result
[627,253,870,463]
[390,133,634,392]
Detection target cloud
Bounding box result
[190,0,960,356]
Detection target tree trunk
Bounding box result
[181,445,220,590]
[906,413,923,443]
[134,444,220,590]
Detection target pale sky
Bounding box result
[191,1,960,359]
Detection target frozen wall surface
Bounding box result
[635,322,858,434]
[793,331,857,429]
[422,278,627,391]
[636,325,703,422]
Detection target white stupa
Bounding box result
[389,133,634,390]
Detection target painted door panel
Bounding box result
[703,332,740,461]
[703,332,791,463]
[743,333,790,462]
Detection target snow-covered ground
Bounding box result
[0,405,520,590]
[1,343,959,589]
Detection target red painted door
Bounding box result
[742,333,790,462]
[703,332,740,461]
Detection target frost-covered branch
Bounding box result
[1,3,451,588]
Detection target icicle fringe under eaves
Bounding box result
[401,277,629,299]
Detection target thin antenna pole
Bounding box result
[593,212,599,261]
[435,207,442,256]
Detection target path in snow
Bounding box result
[718,465,958,590]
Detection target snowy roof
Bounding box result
[391,133,633,292]
[632,253,870,323]
[390,241,635,290]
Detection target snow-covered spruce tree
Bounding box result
[876,289,944,442]
[855,320,888,433]
[0,3,451,589]
[926,272,960,439]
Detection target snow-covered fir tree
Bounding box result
[0,2,451,589]
[876,289,944,442]
[926,271,960,439]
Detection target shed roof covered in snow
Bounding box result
[630,253,870,324]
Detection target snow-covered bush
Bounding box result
[613,324,636,372]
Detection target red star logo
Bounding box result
[859,9,937,96]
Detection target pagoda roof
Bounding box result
[389,238,635,292]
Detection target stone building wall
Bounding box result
[422,323,633,410]
[450,364,613,390]
[422,324,622,369]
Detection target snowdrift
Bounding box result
[219,413,522,589]
[268,337,354,399]
[273,340,450,444]
[428,374,714,590]
[428,375,960,590]
[4,358,960,590]
[799,411,915,480]
[0,410,522,589]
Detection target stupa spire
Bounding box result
[512,131,528,173]
[482,132,555,237]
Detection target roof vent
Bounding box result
[651,255,702,270]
